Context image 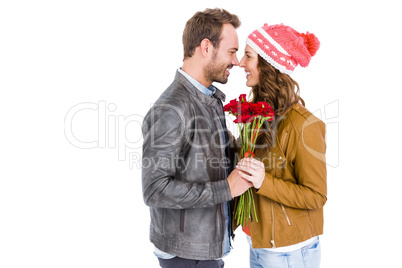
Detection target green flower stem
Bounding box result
[235,116,268,227]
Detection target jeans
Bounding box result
[249,237,321,268]
[158,257,224,268]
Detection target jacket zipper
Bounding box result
[180,209,185,232]
[281,204,291,226]
[271,201,276,248]
[270,133,290,248]
[279,132,291,226]
[213,106,228,243]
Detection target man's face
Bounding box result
[204,24,239,85]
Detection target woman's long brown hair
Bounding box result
[251,55,305,153]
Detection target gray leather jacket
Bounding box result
[142,71,236,260]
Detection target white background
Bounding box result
[1,0,401,267]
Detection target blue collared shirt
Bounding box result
[177,68,217,96]
[153,68,231,259]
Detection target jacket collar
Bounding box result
[174,71,226,105]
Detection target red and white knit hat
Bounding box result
[246,23,320,75]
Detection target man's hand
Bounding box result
[227,169,253,198]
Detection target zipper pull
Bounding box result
[271,240,276,248]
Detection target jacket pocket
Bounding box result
[275,155,286,179]
[281,204,291,226]
[280,132,288,156]
[275,132,288,179]
[180,209,185,232]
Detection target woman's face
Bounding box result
[239,45,260,87]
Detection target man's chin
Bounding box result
[213,75,229,84]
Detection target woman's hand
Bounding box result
[236,157,266,189]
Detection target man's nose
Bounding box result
[232,54,240,66]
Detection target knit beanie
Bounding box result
[246,23,320,75]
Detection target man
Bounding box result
[142,8,252,267]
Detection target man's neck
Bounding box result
[181,61,211,88]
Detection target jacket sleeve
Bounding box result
[141,103,232,209]
[257,118,327,210]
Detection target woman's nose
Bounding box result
[239,56,246,68]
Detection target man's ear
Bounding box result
[200,38,212,58]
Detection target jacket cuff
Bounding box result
[212,180,232,204]
[256,173,273,197]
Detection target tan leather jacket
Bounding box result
[243,103,327,249]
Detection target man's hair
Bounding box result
[182,8,241,60]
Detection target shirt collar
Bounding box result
[178,68,216,97]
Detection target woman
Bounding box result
[235,23,327,268]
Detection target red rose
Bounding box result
[223,99,240,116]
[251,102,264,115]
[242,102,253,114]
[239,94,247,103]
[224,94,274,123]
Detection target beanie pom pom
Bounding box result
[301,32,320,56]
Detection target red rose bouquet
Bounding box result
[223,94,274,226]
